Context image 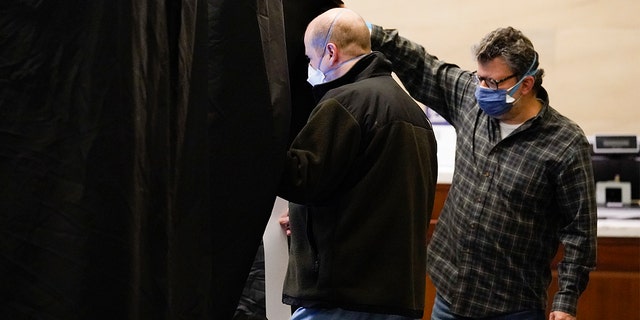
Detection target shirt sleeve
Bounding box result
[278,98,361,205]
[552,138,598,315]
[370,24,473,127]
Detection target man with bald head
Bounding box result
[277,8,438,320]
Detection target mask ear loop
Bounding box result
[506,53,538,102]
[523,52,538,79]
[316,12,344,72]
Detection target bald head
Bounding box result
[304,8,371,58]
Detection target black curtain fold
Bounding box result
[0,0,345,318]
[2,0,231,318]
[208,0,290,318]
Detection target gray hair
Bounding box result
[473,27,544,91]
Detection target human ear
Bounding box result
[521,75,535,94]
[326,43,338,63]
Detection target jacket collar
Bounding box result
[311,51,392,102]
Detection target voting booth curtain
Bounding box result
[0,0,290,318]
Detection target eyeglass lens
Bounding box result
[473,73,516,90]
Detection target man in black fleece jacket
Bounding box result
[278,8,438,320]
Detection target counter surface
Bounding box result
[597,207,640,237]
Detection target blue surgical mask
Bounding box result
[474,81,523,117]
[474,54,538,117]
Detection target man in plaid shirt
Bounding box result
[370,25,597,320]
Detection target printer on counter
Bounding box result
[589,134,640,208]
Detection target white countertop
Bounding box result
[598,219,640,237]
[434,125,455,184]
[597,207,640,237]
[437,168,454,184]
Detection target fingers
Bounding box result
[278,209,291,236]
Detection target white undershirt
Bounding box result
[499,121,523,139]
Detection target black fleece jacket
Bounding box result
[278,51,438,318]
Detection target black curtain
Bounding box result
[0,0,344,319]
[208,0,290,319]
[1,0,215,318]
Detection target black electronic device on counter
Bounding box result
[590,134,640,207]
[593,135,639,154]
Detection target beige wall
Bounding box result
[347,0,640,136]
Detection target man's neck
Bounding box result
[502,95,542,124]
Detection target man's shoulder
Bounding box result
[542,105,586,139]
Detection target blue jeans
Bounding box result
[431,294,544,320]
[291,307,419,320]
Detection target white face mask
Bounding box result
[307,63,326,86]
[307,53,368,86]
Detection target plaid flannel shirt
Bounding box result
[371,25,597,317]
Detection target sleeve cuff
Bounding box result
[552,293,578,317]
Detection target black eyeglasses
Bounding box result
[472,71,517,90]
